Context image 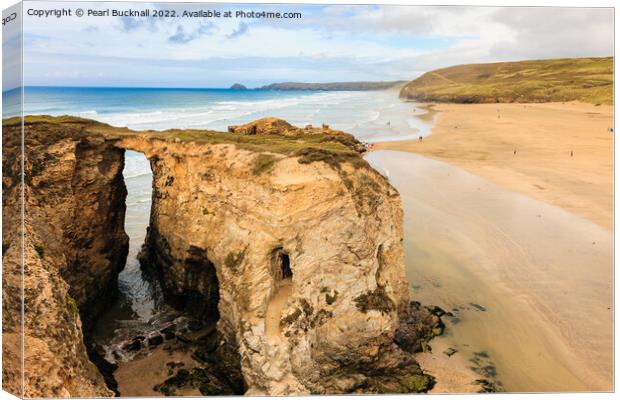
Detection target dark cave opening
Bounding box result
[272,248,292,282]
[281,253,292,280]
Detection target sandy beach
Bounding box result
[373,102,613,229]
[115,345,202,397]
[366,151,613,392]
[370,102,613,391]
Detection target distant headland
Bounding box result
[227,81,406,91]
[258,81,406,91]
[398,57,613,104]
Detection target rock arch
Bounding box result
[7,116,435,397]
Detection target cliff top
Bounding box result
[8,115,368,168]
[399,57,613,104]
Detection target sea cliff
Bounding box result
[2,116,441,396]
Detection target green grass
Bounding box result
[10,115,364,161]
[400,57,613,104]
[224,251,245,271]
[33,243,45,258]
[165,129,357,155]
[5,116,371,180]
[252,154,278,175]
[325,290,339,305]
[65,293,79,316]
[296,147,366,169]
[3,114,104,127]
[280,307,302,327]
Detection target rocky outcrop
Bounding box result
[124,120,415,394]
[3,115,436,397]
[227,117,366,154]
[3,117,128,397]
[2,118,24,398]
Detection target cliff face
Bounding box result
[2,119,24,397]
[3,116,433,397]
[3,118,128,397]
[122,135,409,393]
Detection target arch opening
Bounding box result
[88,150,231,396]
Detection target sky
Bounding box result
[4,1,615,89]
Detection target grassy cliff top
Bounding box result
[399,57,613,104]
[6,115,366,162]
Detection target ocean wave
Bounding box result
[26,89,435,143]
[123,171,152,180]
[367,111,381,122]
[98,92,360,131]
[126,198,152,207]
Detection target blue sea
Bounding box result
[4,86,432,142]
[4,86,434,361]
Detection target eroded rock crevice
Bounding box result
[63,139,130,329]
[3,119,130,397]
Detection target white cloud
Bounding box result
[18,2,614,87]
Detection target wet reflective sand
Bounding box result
[367,150,613,392]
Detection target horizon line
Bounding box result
[3,81,408,92]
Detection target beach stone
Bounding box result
[148,334,164,347]
[92,343,107,358]
[160,324,176,340]
[395,300,445,354]
[427,305,448,317]
[197,333,218,352]
[122,338,142,352]
[112,350,123,360]
[443,348,457,357]
[187,319,203,331]
[176,333,192,344]
[469,303,487,312]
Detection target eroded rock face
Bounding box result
[3,116,430,397]
[122,125,410,394]
[3,119,128,397]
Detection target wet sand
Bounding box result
[414,336,481,393]
[373,102,613,229]
[115,345,201,397]
[366,151,613,392]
